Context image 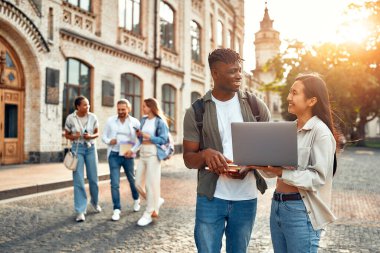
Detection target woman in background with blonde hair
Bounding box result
[135,98,169,226]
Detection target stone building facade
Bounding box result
[0,0,251,164]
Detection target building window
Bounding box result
[227,30,232,48]
[121,73,142,119]
[209,14,214,41]
[0,38,22,93]
[235,37,240,54]
[118,0,141,34]
[191,91,201,104]
[160,1,174,50]
[191,20,201,63]
[63,58,91,127]
[217,20,223,47]
[66,0,91,12]
[162,84,176,131]
[48,8,54,41]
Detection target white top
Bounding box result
[212,93,258,201]
[102,115,140,158]
[141,117,157,140]
[260,116,337,230]
[65,111,99,145]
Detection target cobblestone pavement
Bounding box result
[0,147,379,253]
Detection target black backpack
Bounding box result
[192,91,268,194]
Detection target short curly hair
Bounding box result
[208,48,243,69]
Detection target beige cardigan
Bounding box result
[261,116,337,230]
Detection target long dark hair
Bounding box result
[296,73,340,173]
[295,73,340,143]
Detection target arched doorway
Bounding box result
[0,36,24,165]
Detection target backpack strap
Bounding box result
[154,117,159,137]
[333,152,337,176]
[246,91,261,122]
[245,91,267,193]
[192,98,205,150]
[192,95,267,194]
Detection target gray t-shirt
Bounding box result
[65,111,99,144]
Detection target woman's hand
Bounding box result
[71,132,81,140]
[83,132,92,140]
[142,133,151,140]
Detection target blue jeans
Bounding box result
[270,196,321,253]
[109,151,139,210]
[194,195,257,253]
[72,143,99,214]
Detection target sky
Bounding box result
[243,0,368,72]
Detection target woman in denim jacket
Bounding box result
[135,98,169,226]
[243,73,340,252]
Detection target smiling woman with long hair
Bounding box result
[248,73,339,252]
[135,98,169,226]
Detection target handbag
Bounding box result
[63,142,79,171]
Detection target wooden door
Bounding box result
[0,36,24,165]
[0,89,24,164]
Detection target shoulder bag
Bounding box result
[63,142,79,171]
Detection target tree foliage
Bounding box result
[266,1,380,145]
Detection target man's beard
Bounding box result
[219,83,239,92]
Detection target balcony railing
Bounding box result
[161,47,180,69]
[62,1,96,35]
[191,61,205,78]
[118,29,146,56]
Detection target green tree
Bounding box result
[270,41,380,145]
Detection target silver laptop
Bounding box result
[231,121,298,166]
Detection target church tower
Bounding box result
[253,3,282,120]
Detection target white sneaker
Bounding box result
[111,209,121,221]
[133,199,141,212]
[152,197,165,218]
[137,212,153,226]
[76,213,85,222]
[91,203,102,213]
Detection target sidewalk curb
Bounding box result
[0,174,111,201]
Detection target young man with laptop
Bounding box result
[183,48,271,253]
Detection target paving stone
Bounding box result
[0,147,379,252]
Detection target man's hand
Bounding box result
[226,166,250,180]
[124,150,134,158]
[203,148,232,175]
[109,139,117,145]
